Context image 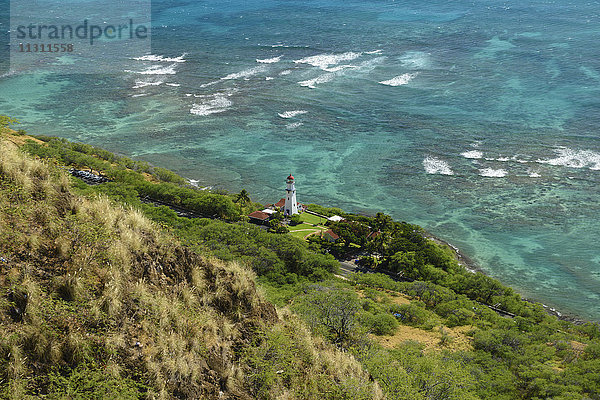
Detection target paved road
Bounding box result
[339,261,360,277]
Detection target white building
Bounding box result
[284,174,299,216]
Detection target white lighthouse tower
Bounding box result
[284,174,299,216]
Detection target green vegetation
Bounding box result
[0,116,18,129]
[285,212,328,240]
[0,133,380,399]
[2,123,600,399]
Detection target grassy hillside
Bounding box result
[0,132,381,399]
[2,122,600,400]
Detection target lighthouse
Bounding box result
[284,174,299,216]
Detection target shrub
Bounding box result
[295,287,361,344]
[368,313,399,336]
[394,303,432,326]
[46,362,144,399]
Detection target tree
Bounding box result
[374,212,393,231]
[0,115,19,129]
[389,251,423,278]
[235,189,251,205]
[297,287,361,344]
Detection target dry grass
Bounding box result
[240,308,384,400]
[0,135,386,399]
[373,324,473,353]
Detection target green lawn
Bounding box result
[300,212,328,226]
[289,229,317,239]
[286,212,329,240]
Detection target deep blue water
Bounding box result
[2,0,600,319]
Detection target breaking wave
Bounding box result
[423,156,454,175]
[379,73,418,86]
[278,110,308,118]
[294,52,361,70]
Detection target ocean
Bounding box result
[1,0,599,320]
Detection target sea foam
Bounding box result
[278,110,308,119]
[379,73,418,86]
[423,156,454,175]
[298,73,336,89]
[461,150,483,159]
[221,65,268,80]
[190,94,232,116]
[257,56,283,64]
[479,168,508,177]
[399,51,431,69]
[132,79,164,89]
[294,52,361,70]
[286,122,304,129]
[133,53,187,63]
[537,148,600,170]
[125,64,178,75]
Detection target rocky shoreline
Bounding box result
[424,230,588,325]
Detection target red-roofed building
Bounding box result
[367,231,381,240]
[274,198,286,209]
[323,229,340,242]
[248,210,272,225]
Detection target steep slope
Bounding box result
[0,136,381,399]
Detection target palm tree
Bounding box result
[236,189,251,205]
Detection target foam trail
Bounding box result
[221,65,268,80]
[379,73,418,86]
[354,57,387,72]
[278,110,308,118]
[528,169,541,178]
[298,73,335,89]
[190,94,232,116]
[200,81,220,88]
[132,79,164,89]
[133,53,187,63]
[512,155,530,164]
[399,51,431,69]
[125,64,178,75]
[286,122,303,129]
[536,148,600,170]
[323,65,358,72]
[423,156,454,175]
[294,52,361,70]
[479,168,507,177]
[461,150,483,159]
[165,83,181,87]
[257,56,283,63]
[279,70,292,76]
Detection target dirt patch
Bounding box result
[389,292,411,306]
[373,324,473,353]
[4,130,45,146]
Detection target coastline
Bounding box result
[423,230,587,325]
[3,129,589,325]
[190,175,592,325]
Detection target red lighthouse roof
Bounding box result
[287,174,294,180]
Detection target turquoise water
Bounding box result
[2,0,600,319]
